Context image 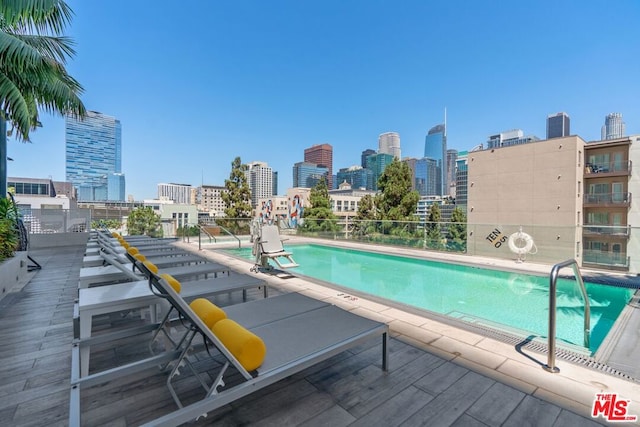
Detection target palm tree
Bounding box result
[0,0,86,195]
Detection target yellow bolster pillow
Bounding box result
[121,241,130,249]
[143,261,158,274]
[190,298,226,329]
[212,319,266,372]
[127,247,139,256]
[112,232,121,238]
[160,273,181,293]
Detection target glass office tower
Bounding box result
[65,111,124,201]
[424,124,446,196]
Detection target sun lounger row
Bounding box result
[69,252,389,426]
[74,231,269,377]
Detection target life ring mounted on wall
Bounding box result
[507,228,537,262]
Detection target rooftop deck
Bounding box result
[1,240,638,426]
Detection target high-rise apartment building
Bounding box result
[454,151,468,208]
[304,144,333,189]
[414,158,440,196]
[546,112,570,139]
[65,110,124,201]
[198,185,227,216]
[293,162,328,188]
[378,132,401,159]
[424,124,447,196]
[245,161,274,208]
[158,183,193,204]
[601,113,626,140]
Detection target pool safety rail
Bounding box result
[544,259,591,373]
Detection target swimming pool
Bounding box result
[225,243,634,354]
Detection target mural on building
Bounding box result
[289,194,304,228]
[259,199,274,224]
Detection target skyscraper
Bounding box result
[365,153,394,191]
[292,162,328,188]
[304,144,333,189]
[336,166,374,190]
[446,149,458,196]
[601,113,626,140]
[424,123,446,196]
[65,111,124,201]
[546,112,570,139]
[361,149,376,168]
[245,161,274,208]
[378,132,401,159]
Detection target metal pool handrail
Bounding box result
[544,259,591,373]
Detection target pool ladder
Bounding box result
[544,259,591,373]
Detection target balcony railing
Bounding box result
[582,224,630,237]
[583,192,631,206]
[585,160,632,176]
[582,250,629,268]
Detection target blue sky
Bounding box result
[7,0,640,200]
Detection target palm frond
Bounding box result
[0,71,35,140]
[0,0,73,35]
[0,31,75,68]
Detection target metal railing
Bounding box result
[544,259,590,373]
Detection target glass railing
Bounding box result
[583,250,630,268]
[584,160,632,175]
[17,208,91,234]
[584,192,631,205]
[583,224,630,237]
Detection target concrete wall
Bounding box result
[0,251,29,302]
[467,136,585,264]
[627,136,640,273]
[29,232,89,249]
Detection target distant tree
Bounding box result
[222,157,252,218]
[302,177,339,232]
[374,159,419,221]
[447,206,467,244]
[127,206,162,237]
[355,194,376,221]
[447,206,467,251]
[91,219,122,230]
[353,194,376,235]
[425,202,443,249]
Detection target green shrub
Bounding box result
[0,218,18,261]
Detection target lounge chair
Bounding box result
[69,266,388,426]
[252,224,299,270]
[78,250,230,288]
[74,270,268,377]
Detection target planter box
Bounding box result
[203,226,221,236]
[0,251,29,302]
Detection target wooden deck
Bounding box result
[0,245,607,426]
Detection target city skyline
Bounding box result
[6,1,640,200]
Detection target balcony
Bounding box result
[582,250,629,270]
[584,160,632,177]
[583,192,631,207]
[582,224,630,238]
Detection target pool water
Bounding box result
[225,244,634,354]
